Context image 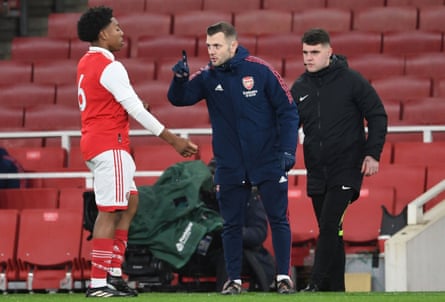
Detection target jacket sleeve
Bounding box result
[167,75,205,107]
[266,69,300,154]
[353,73,388,161]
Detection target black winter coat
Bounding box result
[290,55,387,198]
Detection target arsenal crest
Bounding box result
[242,76,254,90]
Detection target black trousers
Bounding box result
[310,185,356,291]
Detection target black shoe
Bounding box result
[86,285,130,297]
[301,283,320,292]
[221,280,242,295]
[107,275,138,297]
[276,278,295,294]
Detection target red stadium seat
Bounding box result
[393,141,445,166]
[152,104,211,129]
[145,0,203,14]
[137,35,197,59]
[292,8,352,34]
[47,12,81,39]
[7,146,67,171]
[173,10,232,36]
[88,0,145,15]
[32,59,77,85]
[362,164,427,215]
[434,78,445,97]
[132,80,171,108]
[371,76,432,102]
[67,146,88,171]
[133,145,198,171]
[326,0,385,9]
[283,54,304,81]
[24,104,81,131]
[348,54,404,81]
[16,208,82,291]
[382,31,442,55]
[11,37,70,61]
[387,0,444,6]
[330,31,382,58]
[0,83,56,108]
[405,52,445,80]
[263,0,326,11]
[0,188,59,210]
[401,98,445,125]
[59,187,85,211]
[55,83,78,107]
[203,0,261,12]
[419,5,445,32]
[343,187,396,253]
[0,209,19,290]
[353,6,418,32]
[120,58,156,84]
[256,33,300,59]
[117,12,172,57]
[0,106,24,130]
[425,164,445,211]
[383,100,403,126]
[0,60,32,84]
[40,168,87,189]
[234,10,293,35]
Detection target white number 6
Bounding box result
[78,74,87,111]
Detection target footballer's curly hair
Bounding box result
[77,6,113,42]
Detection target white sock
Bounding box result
[276,274,291,282]
[233,279,242,285]
[108,267,122,277]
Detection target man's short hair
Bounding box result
[77,6,113,42]
[207,21,237,39]
[301,28,331,46]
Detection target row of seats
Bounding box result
[0,207,92,292]
[4,49,445,85]
[86,0,445,14]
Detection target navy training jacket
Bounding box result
[168,46,299,185]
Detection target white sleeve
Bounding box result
[100,61,165,136]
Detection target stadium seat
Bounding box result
[387,0,444,6]
[173,10,232,36]
[116,12,172,57]
[234,10,293,35]
[434,78,445,97]
[326,0,385,9]
[152,104,211,129]
[425,164,445,211]
[133,145,198,171]
[0,106,24,130]
[371,76,432,102]
[120,58,156,84]
[283,55,305,81]
[32,59,77,85]
[0,60,32,84]
[55,83,78,107]
[362,164,427,215]
[0,83,56,108]
[11,37,70,61]
[343,187,396,253]
[401,98,445,125]
[353,6,418,32]
[330,31,383,58]
[40,168,87,189]
[263,0,326,11]
[47,12,81,39]
[0,209,19,291]
[67,146,88,171]
[0,188,59,210]
[383,99,403,126]
[7,146,67,172]
[88,0,145,15]
[256,33,300,59]
[132,80,171,109]
[24,104,81,131]
[76,229,93,283]
[405,52,445,80]
[348,54,404,81]
[203,0,261,12]
[393,141,445,166]
[419,5,445,32]
[16,208,82,292]
[287,188,319,266]
[137,35,197,59]
[292,8,352,34]
[145,0,203,14]
[382,31,442,55]
[58,187,85,211]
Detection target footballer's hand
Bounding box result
[172,50,189,79]
[175,137,198,158]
